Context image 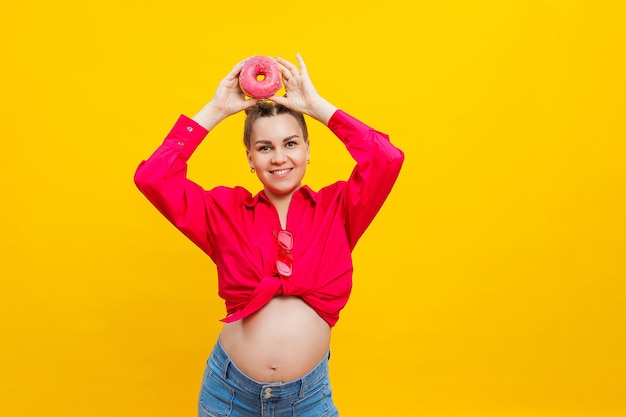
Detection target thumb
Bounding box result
[268,95,288,107]
[241,98,260,110]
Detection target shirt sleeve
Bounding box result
[327,110,405,249]
[133,114,217,256]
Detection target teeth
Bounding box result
[273,169,290,175]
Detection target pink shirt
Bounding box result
[134,110,404,326]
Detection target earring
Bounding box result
[306,159,310,165]
[250,168,255,173]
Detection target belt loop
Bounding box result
[299,377,306,398]
[221,356,231,380]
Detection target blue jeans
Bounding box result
[198,339,339,417]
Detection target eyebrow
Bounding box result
[254,135,300,145]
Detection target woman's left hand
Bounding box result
[270,53,337,125]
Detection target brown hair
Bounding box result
[243,101,308,149]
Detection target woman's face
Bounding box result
[247,113,310,203]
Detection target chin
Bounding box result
[266,185,299,198]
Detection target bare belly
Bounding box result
[219,296,331,383]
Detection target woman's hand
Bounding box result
[270,53,337,125]
[193,59,259,130]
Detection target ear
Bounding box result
[306,141,311,161]
[246,149,254,169]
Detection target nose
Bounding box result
[271,149,287,165]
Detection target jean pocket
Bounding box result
[198,370,235,417]
[292,383,335,417]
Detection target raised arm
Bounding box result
[134,59,258,255]
[329,110,405,249]
[271,54,404,248]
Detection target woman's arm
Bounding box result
[271,53,404,248]
[134,116,217,254]
[329,110,404,249]
[134,59,258,256]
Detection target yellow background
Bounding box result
[1,1,625,416]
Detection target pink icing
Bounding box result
[239,56,282,99]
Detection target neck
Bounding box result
[265,188,299,229]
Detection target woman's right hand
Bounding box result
[193,59,259,130]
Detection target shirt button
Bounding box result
[186,126,194,132]
[177,141,184,147]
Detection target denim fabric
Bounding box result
[198,340,339,417]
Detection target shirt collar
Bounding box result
[243,185,317,207]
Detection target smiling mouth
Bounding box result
[271,168,293,175]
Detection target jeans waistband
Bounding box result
[209,339,330,400]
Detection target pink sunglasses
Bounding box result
[274,230,294,277]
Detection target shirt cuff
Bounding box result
[162,114,209,160]
[327,109,383,145]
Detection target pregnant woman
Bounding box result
[134,53,404,416]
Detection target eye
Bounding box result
[257,145,271,152]
[285,141,297,148]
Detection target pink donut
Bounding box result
[239,56,282,99]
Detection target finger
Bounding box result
[226,58,249,80]
[276,62,293,81]
[295,52,308,75]
[275,56,294,67]
[268,94,287,107]
[276,56,300,75]
[241,97,259,110]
